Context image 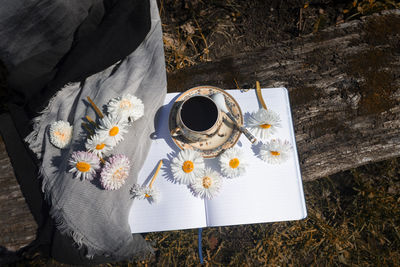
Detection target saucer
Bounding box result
[169,86,243,158]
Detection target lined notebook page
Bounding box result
[204,88,307,227]
[128,88,306,233]
[128,93,207,233]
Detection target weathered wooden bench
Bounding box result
[0,9,399,254]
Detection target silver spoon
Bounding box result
[211,93,257,144]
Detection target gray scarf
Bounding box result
[25,0,166,260]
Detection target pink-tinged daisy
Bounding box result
[49,120,73,149]
[107,94,144,122]
[100,154,130,190]
[69,151,100,180]
[246,109,281,140]
[97,115,128,146]
[191,168,222,199]
[130,184,160,204]
[219,147,248,178]
[85,133,112,158]
[171,149,205,185]
[259,139,293,164]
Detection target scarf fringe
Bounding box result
[49,203,154,260]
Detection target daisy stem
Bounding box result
[256,81,268,110]
[234,78,240,89]
[87,96,104,118]
[85,115,98,128]
[82,123,94,135]
[149,160,163,188]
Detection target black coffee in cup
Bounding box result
[180,96,219,132]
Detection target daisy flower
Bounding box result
[69,151,100,180]
[85,133,113,158]
[219,147,248,178]
[130,184,146,199]
[259,139,293,164]
[143,187,160,203]
[107,94,144,122]
[49,120,73,149]
[171,149,205,184]
[191,168,222,199]
[130,185,160,204]
[97,115,128,146]
[100,154,130,190]
[130,160,162,203]
[246,109,281,140]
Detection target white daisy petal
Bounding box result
[246,109,281,140]
[85,133,113,158]
[259,139,292,164]
[191,168,222,199]
[49,120,73,149]
[143,187,160,203]
[130,184,160,204]
[107,94,144,122]
[68,151,100,180]
[171,149,205,184]
[219,147,248,178]
[130,184,147,199]
[97,115,128,146]
[100,154,131,190]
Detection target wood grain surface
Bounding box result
[0,136,37,251]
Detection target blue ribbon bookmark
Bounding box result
[198,228,204,264]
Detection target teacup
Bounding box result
[171,95,223,142]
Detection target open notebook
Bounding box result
[128,88,307,233]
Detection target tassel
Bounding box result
[198,228,204,264]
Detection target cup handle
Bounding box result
[170,127,182,137]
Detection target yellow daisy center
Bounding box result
[260,124,271,129]
[145,193,150,198]
[182,160,194,173]
[76,162,91,172]
[202,176,212,189]
[109,126,119,136]
[54,131,67,141]
[119,99,132,109]
[229,158,240,169]
[96,143,105,150]
[270,151,280,156]
[113,167,127,180]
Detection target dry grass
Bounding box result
[160,0,400,73]
[343,0,400,19]
[5,0,400,266]
[130,158,399,266]
[160,0,243,72]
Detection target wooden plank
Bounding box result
[0,136,37,251]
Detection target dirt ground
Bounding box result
[1,0,400,266]
[160,0,398,72]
